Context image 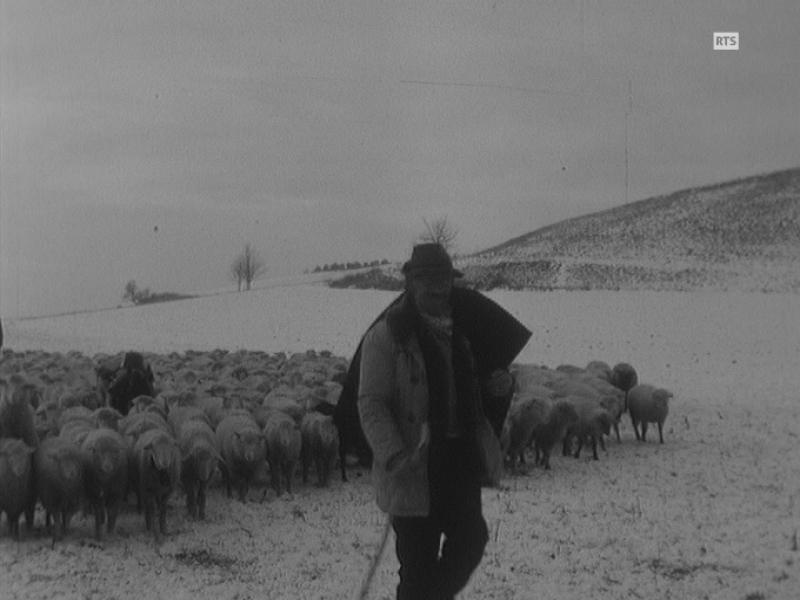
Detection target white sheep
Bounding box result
[626,384,672,443]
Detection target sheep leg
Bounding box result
[220,463,232,498]
[284,465,293,495]
[316,456,325,487]
[144,496,155,531]
[562,435,572,457]
[641,422,649,442]
[630,417,641,441]
[9,517,20,540]
[185,482,198,518]
[157,494,168,537]
[301,447,310,484]
[107,499,120,534]
[94,505,104,540]
[613,423,621,443]
[591,436,599,460]
[573,436,583,459]
[338,440,348,483]
[599,435,606,453]
[198,481,207,520]
[657,422,664,444]
[24,499,36,531]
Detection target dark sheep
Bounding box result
[177,419,221,520]
[215,413,266,502]
[81,428,128,539]
[34,436,86,543]
[300,412,339,487]
[611,363,639,409]
[106,353,155,416]
[0,438,36,539]
[133,428,180,541]
[333,360,373,482]
[264,411,302,496]
[0,379,40,448]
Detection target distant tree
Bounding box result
[420,217,458,252]
[122,280,152,305]
[230,243,266,291]
[123,280,139,304]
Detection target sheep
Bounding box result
[216,413,266,502]
[500,392,552,471]
[264,411,302,496]
[0,438,36,539]
[300,412,339,487]
[585,360,613,383]
[34,436,86,543]
[529,400,579,470]
[627,383,672,443]
[611,362,639,408]
[561,396,612,460]
[194,395,243,429]
[511,363,561,393]
[167,405,210,437]
[92,406,124,431]
[0,379,40,448]
[133,428,180,541]
[81,428,128,539]
[177,419,221,520]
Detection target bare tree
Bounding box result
[230,243,266,291]
[123,280,139,303]
[121,280,151,304]
[420,217,458,252]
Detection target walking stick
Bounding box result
[355,515,392,600]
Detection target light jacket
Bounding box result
[356,289,531,515]
[357,313,439,516]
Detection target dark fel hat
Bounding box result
[401,243,463,278]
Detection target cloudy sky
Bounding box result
[2,0,798,318]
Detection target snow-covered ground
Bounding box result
[2,285,799,599]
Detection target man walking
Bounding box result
[358,243,530,599]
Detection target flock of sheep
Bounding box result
[502,360,673,472]
[0,348,348,544]
[0,347,674,546]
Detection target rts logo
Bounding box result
[714,32,739,50]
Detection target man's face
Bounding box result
[408,270,453,317]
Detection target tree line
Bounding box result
[309,259,390,273]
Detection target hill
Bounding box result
[334,167,800,292]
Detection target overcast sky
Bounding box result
[2,0,798,318]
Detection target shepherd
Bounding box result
[357,243,530,600]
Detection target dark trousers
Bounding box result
[392,437,488,600]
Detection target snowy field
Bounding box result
[2,284,799,599]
